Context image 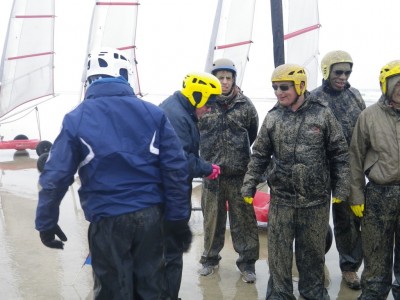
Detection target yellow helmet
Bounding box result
[271,64,307,96]
[320,50,353,80]
[181,72,222,108]
[379,60,400,96]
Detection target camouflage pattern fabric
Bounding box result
[266,202,330,300]
[200,175,259,271]
[241,92,350,204]
[198,88,259,270]
[312,82,365,146]
[358,182,400,300]
[242,92,349,299]
[311,81,365,273]
[198,88,259,176]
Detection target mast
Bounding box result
[270,0,285,68]
[205,0,223,73]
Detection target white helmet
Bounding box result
[86,47,133,83]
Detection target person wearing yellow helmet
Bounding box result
[311,50,366,290]
[159,71,222,300]
[242,63,349,299]
[198,58,260,283]
[349,60,400,299]
[270,63,308,110]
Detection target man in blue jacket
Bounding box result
[35,47,192,300]
[159,72,221,300]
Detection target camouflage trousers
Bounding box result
[266,201,330,300]
[358,182,400,300]
[332,201,362,272]
[200,175,259,271]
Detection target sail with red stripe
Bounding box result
[0,0,55,118]
[81,0,142,97]
[205,0,256,87]
[284,0,321,90]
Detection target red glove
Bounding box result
[206,164,220,180]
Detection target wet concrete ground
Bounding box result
[0,149,394,300]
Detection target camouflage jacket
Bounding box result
[241,92,350,207]
[198,87,259,176]
[311,81,366,145]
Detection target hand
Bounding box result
[206,164,221,180]
[244,196,253,205]
[40,224,67,249]
[164,220,193,252]
[351,204,364,217]
[332,197,343,204]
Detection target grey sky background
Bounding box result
[0,1,399,101]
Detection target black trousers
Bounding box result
[89,206,164,300]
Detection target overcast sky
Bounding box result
[0,0,399,101]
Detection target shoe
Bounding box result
[342,271,361,290]
[241,270,256,283]
[198,264,218,276]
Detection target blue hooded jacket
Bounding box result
[35,77,190,231]
[159,91,212,179]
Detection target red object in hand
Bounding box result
[253,191,270,222]
[225,190,270,223]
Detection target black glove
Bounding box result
[164,220,193,253]
[40,224,67,250]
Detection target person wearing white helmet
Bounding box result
[198,58,260,283]
[35,47,192,299]
[311,50,366,290]
[159,71,222,300]
[242,64,349,299]
[349,60,400,299]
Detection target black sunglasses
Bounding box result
[272,84,294,91]
[334,70,352,76]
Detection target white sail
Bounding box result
[81,0,141,97]
[205,0,256,87]
[284,0,321,90]
[0,0,55,118]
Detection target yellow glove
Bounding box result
[332,197,343,204]
[351,204,364,217]
[243,197,253,205]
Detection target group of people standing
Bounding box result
[34,46,400,300]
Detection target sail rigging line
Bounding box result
[0,105,43,142]
[0,107,37,125]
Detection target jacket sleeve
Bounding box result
[246,99,259,146]
[169,114,212,178]
[349,112,368,205]
[325,110,350,201]
[35,115,80,231]
[158,116,191,221]
[241,117,272,197]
